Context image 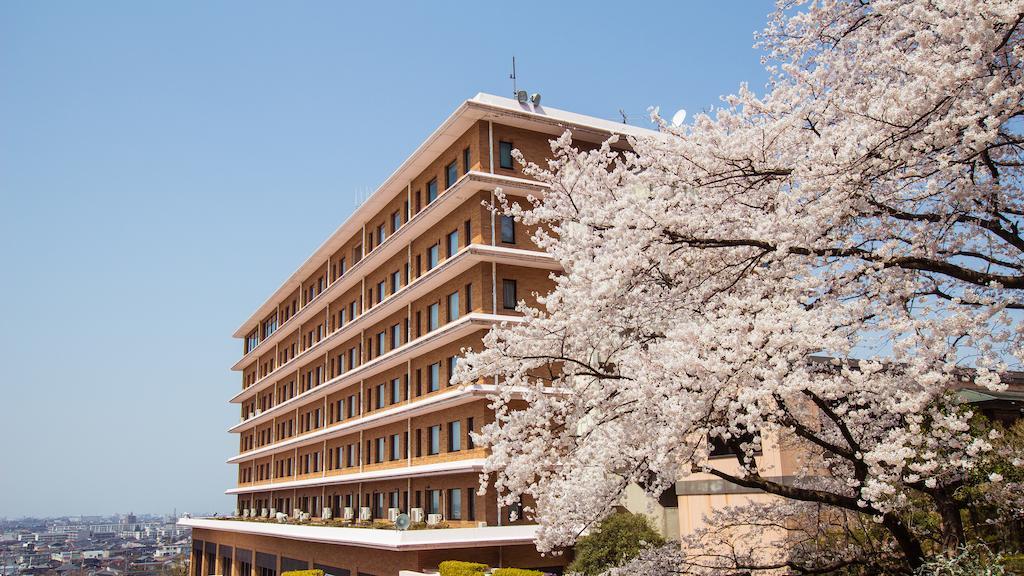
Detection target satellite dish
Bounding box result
[394,513,411,531]
[516,90,529,105]
[671,109,687,127]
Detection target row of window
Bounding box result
[242,139,525,357]
[245,222,470,388]
[244,210,518,390]
[241,270,493,420]
[241,352,469,451]
[241,483,481,524]
[240,417,476,483]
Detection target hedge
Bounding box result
[438,561,489,576]
[491,569,545,576]
[281,571,324,576]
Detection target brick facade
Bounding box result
[190,94,653,576]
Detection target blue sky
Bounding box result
[0,1,770,518]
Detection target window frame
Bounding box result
[499,141,514,170]
[445,161,458,189]
[427,243,439,270]
[448,420,461,452]
[428,302,440,331]
[448,488,462,520]
[428,425,441,455]
[427,178,438,203]
[446,291,459,322]
[446,230,459,258]
[502,279,517,310]
[500,215,515,244]
[428,362,441,393]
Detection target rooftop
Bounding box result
[232,92,661,338]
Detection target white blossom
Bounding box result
[454,0,1024,572]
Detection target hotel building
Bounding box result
[180,93,657,576]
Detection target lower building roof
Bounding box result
[177,518,538,551]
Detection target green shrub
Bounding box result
[1001,554,1024,574]
[438,560,489,576]
[567,512,666,575]
[409,520,449,530]
[492,569,544,576]
[281,571,324,576]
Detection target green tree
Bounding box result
[568,512,666,575]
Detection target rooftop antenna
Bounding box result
[510,56,517,97]
[619,109,628,124]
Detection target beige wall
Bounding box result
[620,484,679,541]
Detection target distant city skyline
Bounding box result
[0,1,770,517]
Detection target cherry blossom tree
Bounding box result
[454,0,1024,572]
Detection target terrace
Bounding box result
[177,517,539,551]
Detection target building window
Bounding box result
[446,230,459,258]
[428,303,439,331]
[428,489,441,515]
[467,488,475,520]
[375,383,385,409]
[263,316,278,338]
[428,426,441,455]
[467,417,475,448]
[391,211,401,233]
[446,161,458,189]
[376,437,385,463]
[448,488,462,520]
[507,501,523,524]
[246,330,259,354]
[376,332,386,358]
[427,244,439,270]
[447,292,459,322]
[428,362,440,392]
[448,420,461,452]
[391,433,402,461]
[376,280,386,304]
[377,223,386,245]
[390,323,401,350]
[502,279,517,310]
[391,270,401,294]
[500,215,515,243]
[499,141,514,169]
[463,147,471,174]
[391,377,402,404]
[427,178,438,203]
[447,356,458,384]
